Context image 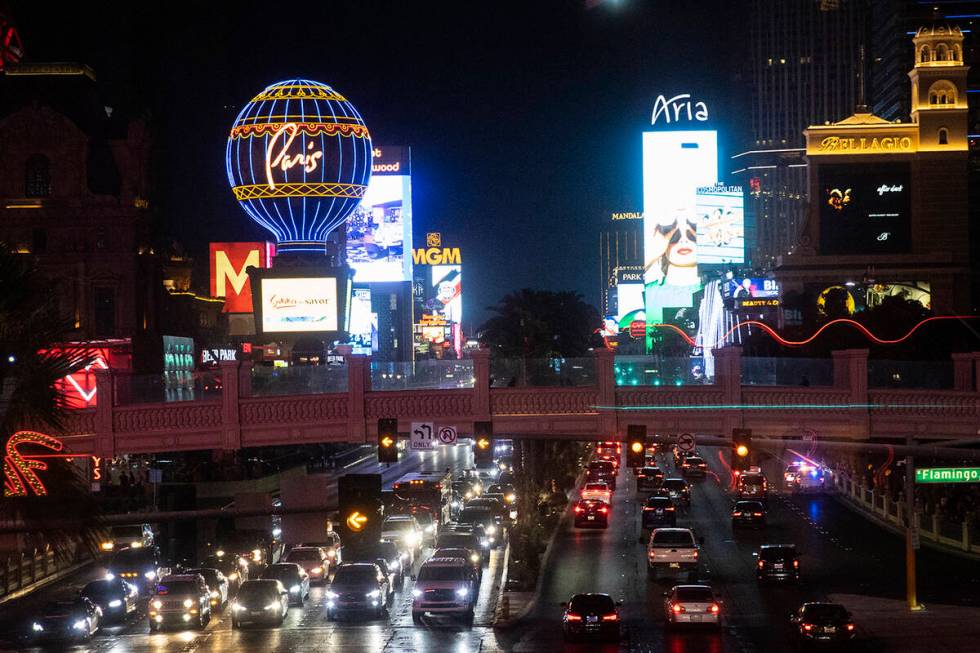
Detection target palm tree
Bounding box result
[0,246,101,553]
[480,289,600,359]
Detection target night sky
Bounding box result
[10,0,745,329]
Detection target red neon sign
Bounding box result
[3,431,65,497]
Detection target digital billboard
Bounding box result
[348,288,377,355]
[346,146,413,283]
[722,277,780,299]
[209,242,275,313]
[430,265,462,324]
[818,162,911,255]
[695,184,744,264]
[259,277,339,333]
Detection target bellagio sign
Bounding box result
[209,242,275,313]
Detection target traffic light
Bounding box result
[626,425,646,468]
[338,474,382,551]
[732,428,752,472]
[378,418,399,463]
[473,421,493,466]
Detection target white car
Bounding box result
[411,557,478,624]
[381,515,423,560]
[581,482,612,503]
[647,528,701,581]
[663,584,722,629]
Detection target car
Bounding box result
[381,514,424,560]
[408,508,439,542]
[663,584,722,629]
[487,483,517,506]
[456,506,502,547]
[636,466,665,492]
[736,470,769,502]
[326,563,391,620]
[561,592,621,643]
[497,470,516,485]
[298,531,343,571]
[437,528,490,563]
[790,602,856,646]
[185,567,229,610]
[660,477,691,505]
[411,557,478,624]
[586,460,617,489]
[465,496,510,527]
[641,496,677,529]
[106,546,169,594]
[29,598,101,642]
[230,579,289,628]
[482,492,518,521]
[573,499,610,528]
[452,479,481,504]
[147,573,212,631]
[79,577,139,622]
[494,439,514,456]
[211,531,276,571]
[793,464,829,494]
[433,546,483,580]
[581,481,613,503]
[784,462,804,487]
[200,552,248,591]
[494,455,514,473]
[680,455,708,477]
[354,541,408,586]
[731,500,767,529]
[647,527,702,581]
[100,523,154,553]
[261,563,310,605]
[756,544,800,583]
[282,546,330,585]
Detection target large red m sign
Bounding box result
[209,242,275,313]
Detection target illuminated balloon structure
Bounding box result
[226,79,373,254]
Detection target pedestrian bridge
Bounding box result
[54,348,980,458]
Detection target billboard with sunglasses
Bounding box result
[642,131,718,288]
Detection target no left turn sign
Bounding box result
[677,433,696,452]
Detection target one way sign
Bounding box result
[410,422,435,451]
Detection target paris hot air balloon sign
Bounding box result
[226,79,373,254]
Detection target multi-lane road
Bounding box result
[3,444,979,652]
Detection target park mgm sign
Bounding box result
[412,232,461,265]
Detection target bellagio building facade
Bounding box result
[774,26,971,317]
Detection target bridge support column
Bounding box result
[219,361,242,450]
[345,353,369,443]
[238,361,254,397]
[594,348,617,438]
[832,349,869,438]
[952,352,980,392]
[93,369,115,459]
[471,348,491,423]
[713,346,743,435]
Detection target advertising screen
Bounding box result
[616,283,644,326]
[346,146,413,282]
[818,163,911,255]
[642,131,718,288]
[260,277,339,333]
[209,242,275,313]
[722,277,780,299]
[429,265,462,324]
[348,288,377,355]
[695,184,744,264]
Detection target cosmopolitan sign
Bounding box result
[915,467,980,484]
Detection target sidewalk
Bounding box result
[830,593,980,653]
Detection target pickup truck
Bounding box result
[646,527,702,581]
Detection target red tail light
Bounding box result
[602,613,618,621]
[710,604,720,614]
[642,507,654,511]
[598,507,608,513]
[846,623,855,631]
[665,507,675,511]
[757,560,765,568]
[566,613,582,621]
[752,512,763,517]
[671,603,684,613]
[793,559,799,568]
[803,623,813,631]
[732,512,743,517]
[574,506,583,513]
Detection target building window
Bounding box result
[25,154,51,197]
[93,287,116,336]
[937,43,949,61]
[939,128,949,145]
[920,46,931,63]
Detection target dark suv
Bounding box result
[641,496,677,528]
[147,574,212,631]
[756,544,799,583]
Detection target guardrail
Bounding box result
[0,544,89,601]
[832,472,980,557]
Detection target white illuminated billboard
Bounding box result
[642,131,718,287]
[429,265,462,324]
[346,147,414,282]
[695,184,744,264]
[616,283,644,325]
[260,277,339,333]
[348,288,377,355]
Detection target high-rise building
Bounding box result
[598,211,643,316]
[735,0,871,267]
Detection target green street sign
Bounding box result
[915,467,980,484]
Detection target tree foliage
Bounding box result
[479,289,601,358]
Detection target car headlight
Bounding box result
[183,599,194,608]
[365,590,381,598]
[470,554,480,564]
[264,602,279,611]
[403,533,419,547]
[231,602,243,612]
[325,591,338,599]
[312,566,324,575]
[290,585,300,593]
[130,541,143,549]
[412,589,422,598]
[108,599,122,608]
[73,619,87,631]
[31,622,43,633]
[509,511,518,520]
[424,525,435,534]
[326,549,336,558]
[152,600,163,610]
[505,494,517,503]
[100,542,114,551]
[389,560,400,571]
[104,572,115,581]
[215,550,225,558]
[485,525,497,536]
[481,539,490,548]
[144,571,156,580]
[210,591,219,599]
[455,587,469,598]
[252,549,262,562]
[464,492,473,500]
[227,572,238,581]
[451,501,461,509]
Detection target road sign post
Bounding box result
[410,422,435,451]
[437,426,459,446]
[914,467,980,483]
[677,433,696,453]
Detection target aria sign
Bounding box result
[651,93,709,126]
